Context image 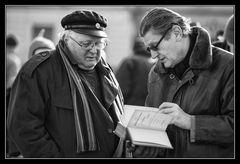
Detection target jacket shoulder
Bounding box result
[22,51,52,77]
[212,46,233,63]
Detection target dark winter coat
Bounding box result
[146,27,234,158]
[7,48,123,158]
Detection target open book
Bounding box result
[114,105,173,149]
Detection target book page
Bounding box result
[128,127,173,149]
[121,105,160,126]
[119,105,174,149]
[128,109,172,131]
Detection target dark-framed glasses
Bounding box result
[69,36,107,50]
[146,26,173,52]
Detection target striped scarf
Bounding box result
[58,40,124,154]
[58,41,97,153]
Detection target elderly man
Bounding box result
[7,10,125,158]
[132,7,234,158]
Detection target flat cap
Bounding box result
[61,10,108,38]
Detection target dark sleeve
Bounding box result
[191,60,234,145]
[7,71,61,158]
[115,59,134,104]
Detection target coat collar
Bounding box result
[154,27,213,74]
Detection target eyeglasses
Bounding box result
[69,36,107,50]
[146,26,173,52]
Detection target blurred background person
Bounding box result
[28,29,55,59]
[6,34,22,91]
[6,34,22,158]
[214,29,224,42]
[224,15,234,53]
[116,37,156,106]
[212,15,234,53]
[190,21,201,28]
[212,32,230,51]
[6,29,55,158]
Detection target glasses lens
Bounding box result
[81,42,93,49]
[69,36,107,50]
[95,42,107,50]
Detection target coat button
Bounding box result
[169,74,175,79]
[189,79,194,85]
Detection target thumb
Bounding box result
[159,102,171,111]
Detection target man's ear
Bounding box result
[172,25,182,41]
[63,34,70,44]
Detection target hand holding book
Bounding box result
[114,105,174,149]
[159,102,192,130]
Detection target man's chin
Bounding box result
[163,63,169,68]
[78,63,96,70]
[163,61,174,69]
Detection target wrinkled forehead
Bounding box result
[142,30,162,46]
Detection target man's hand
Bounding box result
[159,102,192,130]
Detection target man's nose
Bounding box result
[89,44,98,53]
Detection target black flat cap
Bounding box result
[61,10,108,38]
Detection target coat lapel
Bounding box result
[189,27,212,69]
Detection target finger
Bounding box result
[159,102,174,110]
[160,107,176,114]
[159,107,173,113]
